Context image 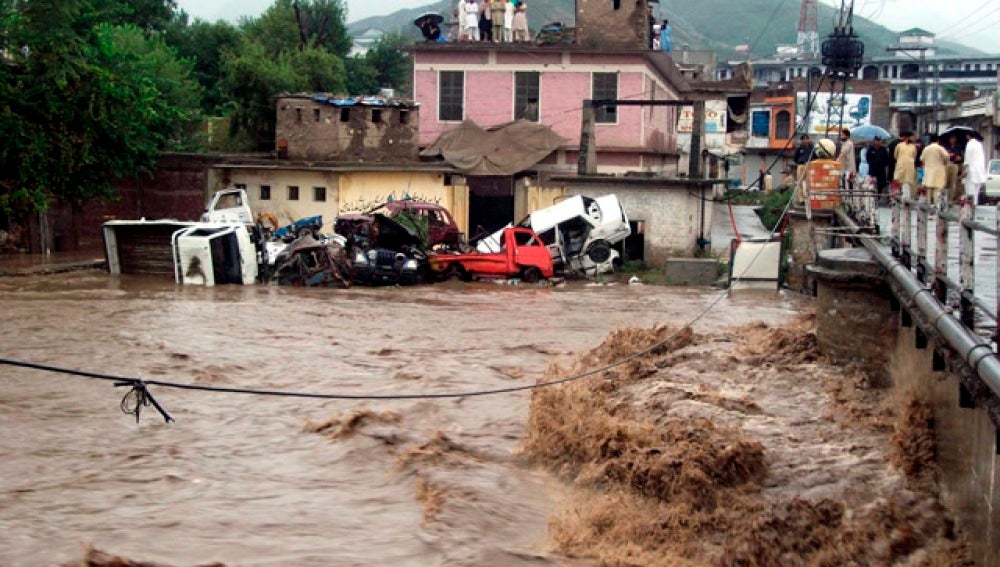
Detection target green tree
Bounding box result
[0,1,202,238]
[364,31,412,95]
[243,0,351,57]
[165,16,242,113]
[343,55,379,96]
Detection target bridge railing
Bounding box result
[890,186,999,340]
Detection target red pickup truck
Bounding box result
[428,227,554,282]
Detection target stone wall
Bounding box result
[575,0,650,50]
[275,97,419,162]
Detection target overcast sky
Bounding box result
[174,0,1000,54]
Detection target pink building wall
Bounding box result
[414,50,682,157]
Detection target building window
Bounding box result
[288,185,299,201]
[234,183,246,190]
[891,65,898,78]
[314,186,326,202]
[399,110,410,124]
[340,108,350,122]
[964,63,971,71]
[891,89,897,102]
[593,72,618,123]
[260,185,271,200]
[751,110,770,137]
[296,108,302,122]
[974,63,981,71]
[882,66,888,78]
[372,109,382,123]
[515,71,540,121]
[613,0,620,9]
[439,71,464,122]
[774,110,791,140]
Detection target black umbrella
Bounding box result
[413,12,444,26]
[940,125,977,140]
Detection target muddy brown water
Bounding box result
[0,271,803,566]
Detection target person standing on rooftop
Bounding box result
[465,0,480,41]
[491,0,505,43]
[512,2,529,42]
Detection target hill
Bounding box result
[347,0,983,59]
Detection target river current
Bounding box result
[0,271,802,566]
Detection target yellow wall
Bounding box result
[213,167,470,235]
[212,169,341,232]
[520,185,567,220]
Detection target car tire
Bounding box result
[586,240,612,263]
[521,266,541,283]
[446,264,466,282]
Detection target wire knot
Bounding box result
[115,380,174,423]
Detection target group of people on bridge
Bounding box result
[794,128,988,206]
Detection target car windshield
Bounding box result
[990,161,1000,175]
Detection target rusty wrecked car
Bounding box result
[334,213,428,285]
[359,199,463,251]
[272,234,352,288]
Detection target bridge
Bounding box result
[790,173,999,564]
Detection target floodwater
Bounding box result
[0,270,803,566]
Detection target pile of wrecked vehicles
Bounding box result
[102,188,630,288]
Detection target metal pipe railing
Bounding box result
[838,208,1000,401]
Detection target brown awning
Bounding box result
[420,119,567,176]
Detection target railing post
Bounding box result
[901,184,912,269]
[934,188,949,303]
[959,198,975,328]
[996,201,1000,344]
[891,188,900,257]
[916,189,928,283]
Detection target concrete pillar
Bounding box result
[688,101,705,178]
[577,102,596,175]
[806,247,898,386]
[784,207,834,293]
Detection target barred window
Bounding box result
[593,73,618,123]
[515,72,540,121]
[439,71,464,122]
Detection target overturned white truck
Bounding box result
[476,195,631,277]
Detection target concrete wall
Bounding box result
[551,178,714,261]
[890,324,1000,566]
[275,96,419,162]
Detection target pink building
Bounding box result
[412,43,691,175]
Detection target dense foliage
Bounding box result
[0,0,413,216]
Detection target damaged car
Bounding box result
[272,235,352,288]
[335,213,428,285]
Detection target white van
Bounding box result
[477,194,630,276]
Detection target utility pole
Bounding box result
[887,44,930,133]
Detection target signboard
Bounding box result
[678,100,727,134]
[796,91,872,135]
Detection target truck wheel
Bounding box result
[586,240,612,263]
[520,266,541,283]
[446,264,466,282]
